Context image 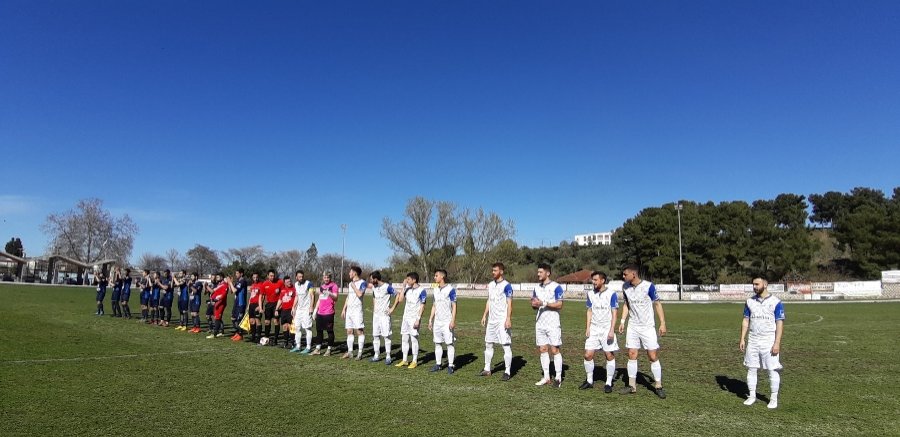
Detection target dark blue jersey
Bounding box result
[234,277,248,307]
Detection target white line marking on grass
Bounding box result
[1,349,216,365]
[681,313,824,333]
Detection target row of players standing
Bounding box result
[92,261,784,406]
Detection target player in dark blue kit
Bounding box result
[94,271,107,316]
[150,271,161,325]
[159,270,174,327]
[109,267,123,318]
[139,270,151,323]
[228,268,248,341]
[175,270,190,331]
[120,269,133,319]
[188,272,204,333]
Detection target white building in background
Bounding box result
[574,232,613,246]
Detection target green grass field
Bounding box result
[1,284,899,436]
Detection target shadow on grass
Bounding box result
[453,353,478,370]
[490,356,528,377]
[715,375,769,403]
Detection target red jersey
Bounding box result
[279,286,296,310]
[249,282,262,304]
[261,280,283,303]
[211,282,229,308]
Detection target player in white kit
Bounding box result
[368,270,396,365]
[291,270,315,354]
[342,266,367,360]
[428,269,457,374]
[480,262,514,381]
[531,263,564,388]
[392,272,427,369]
[580,271,619,393]
[739,278,785,409]
[618,264,668,398]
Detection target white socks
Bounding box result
[447,344,455,367]
[627,359,638,386]
[745,368,781,408]
[503,345,512,374]
[373,337,381,359]
[402,335,410,362]
[553,353,563,381]
[357,334,365,357]
[346,334,355,353]
[606,360,616,385]
[435,344,444,366]
[651,360,662,385]
[384,338,391,358]
[584,360,595,384]
[540,352,550,380]
[410,335,419,362]
[484,344,494,371]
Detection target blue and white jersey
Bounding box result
[623,280,659,327]
[294,280,313,313]
[587,287,618,335]
[744,295,785,341]
[402,286,427,322]
[533,281,564,328]
[347,280,367,312]
[371,283,395,316]
[432,284,457,326]
[487,279,514,325]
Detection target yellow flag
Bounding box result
[239,312,250,332]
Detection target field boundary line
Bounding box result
[1,348,216,365]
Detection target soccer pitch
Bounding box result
[1,285,898,436]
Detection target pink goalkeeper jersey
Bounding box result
[317,282,339,315]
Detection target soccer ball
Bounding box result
[259,336,269,346]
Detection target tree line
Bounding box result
[21,186,898,285]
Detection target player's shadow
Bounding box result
[715,375,769,402]
[453,353,478,370]
[616,370,656,392]
[591,366,617,385]
[491,356,528,377]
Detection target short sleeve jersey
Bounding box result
[622,280,659,327]
[402,286,427,322]
[347,280,368,312]
[533,281,564,328]
[432,284,457,325]
[294,280,313,313]
[249,282,262,304]
[233,277,248,307]
[371,283,395,316]
[279,286,296,310]
[487,279,514,324]
[743,295,785,341]
[586,287,618,334]
[262,280,282,303]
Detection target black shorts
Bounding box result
[316,313,335,331]
[206,301,214,316]
[248,303,260,318]
[280,311,293,325]
[264,303,276,319]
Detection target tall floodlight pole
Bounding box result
[675,203,684,301]
[340,224,347,292]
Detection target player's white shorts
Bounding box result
[344,308,365,330]
[372,314,392,337]
[625,324,659,350]
[484,322,511,345]
[432,323,454,344]
[400,318,420,336]
[585,333,619,353]
[744,339,783,370]
[293,311,313,330]
[535,325,562,347]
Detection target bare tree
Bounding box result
[221,245,268,266]
[381,197,461,280]
[165,248,185,271]
[271,250,304,277]
[186,244,221,276]
[42,198,138,265]
[458,208,516,283]
[138,252,167,271]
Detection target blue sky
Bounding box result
[2,1,898,266]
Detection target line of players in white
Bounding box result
[286,262,784,408]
